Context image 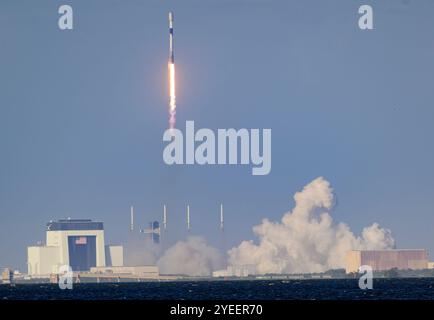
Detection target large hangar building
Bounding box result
[346,249,428,273]
[27,219,123,276]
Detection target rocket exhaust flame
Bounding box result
[168,12,176,129]
[169,62,176,128]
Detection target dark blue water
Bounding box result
[1,278,434,300]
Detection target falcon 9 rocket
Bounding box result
[168,12,176,129]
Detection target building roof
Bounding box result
[46,219,104,231]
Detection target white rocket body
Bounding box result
[220,204,224,230]
[168,12,174,63]
[187,205,190,230]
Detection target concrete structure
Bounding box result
[105,245,124,267]
[27,246,60,275]
[28,219,123,276]
[346,249,428,273]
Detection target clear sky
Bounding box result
[1,0,434,271]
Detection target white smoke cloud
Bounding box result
[125,234,160,266]
[157,236,224,276]
[228,177,395,274]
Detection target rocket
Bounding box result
[220,204,224,230]
[169,11,174,63]
[187,205,190,230]
[168,11,176,128]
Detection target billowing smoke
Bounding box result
[125,235,160,266]
[157,236,224,276]
[228,177,395,274]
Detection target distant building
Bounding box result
[2,268,13,284]
[27,219,123,276]
[346,249,428,273]
[105,245,124,267]
[212,265,256,278]
[90,266,159,279]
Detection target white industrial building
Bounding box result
[27,219,123,276]
[345,249,428,273]
[212,265,256,278]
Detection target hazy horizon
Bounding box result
[1,0,434,272]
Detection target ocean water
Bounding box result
[1,278,434,300]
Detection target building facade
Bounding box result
[346,249,428,273]
[28,219,123,276]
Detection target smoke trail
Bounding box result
[228,177,395,274]
[158,236,224,276]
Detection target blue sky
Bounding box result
[1,0,434,270]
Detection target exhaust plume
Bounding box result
[228,177,395,274]
[168,62,176,128]
[158,236,224,276]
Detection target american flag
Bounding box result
[75,237,87,245]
